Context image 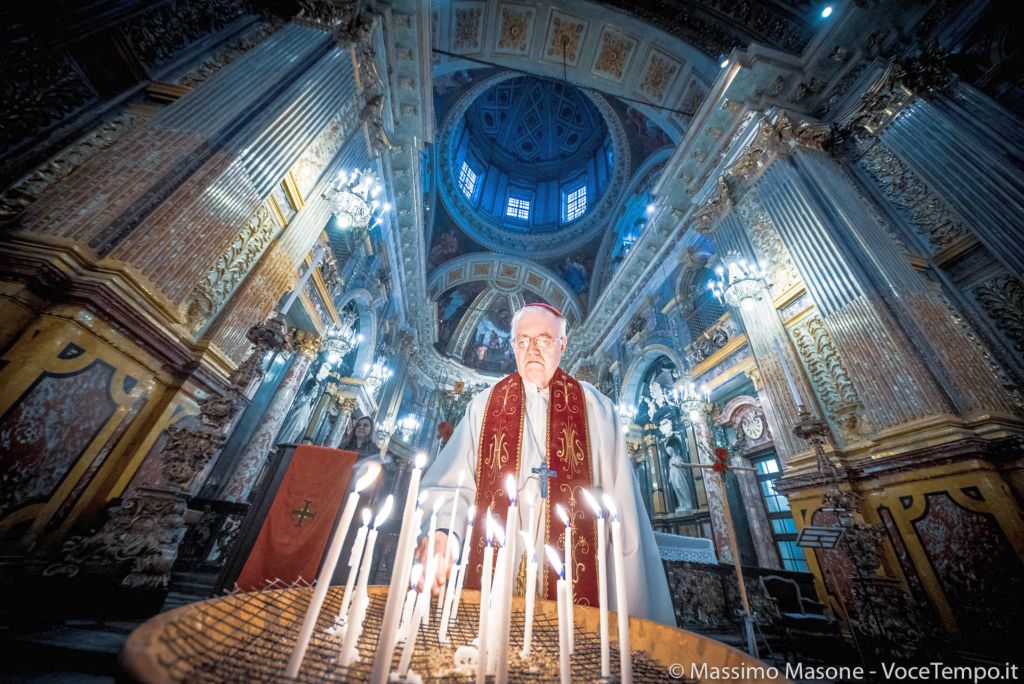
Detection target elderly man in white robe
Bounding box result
[417,303,675,626]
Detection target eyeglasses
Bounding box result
[511,335,562,351]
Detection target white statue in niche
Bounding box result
[666,443,694,512]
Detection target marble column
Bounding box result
[754,151,953,432]
[883,84,1024,278]
[222,331,320,502]
[789,149,1016,419]
[688,409,733,563]
[327,396,359,448]
[728,445,780,570]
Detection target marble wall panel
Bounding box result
[0,351,118,520]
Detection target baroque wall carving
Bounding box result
[973,274,1024,353]
[790,314,867,439]
[1,112,140,223]
[859,143,970,252]
[185,201,281,333]
[736,195,799,296]
[121,0,251,72]
[177,20,282,88]
[0,49,97,162]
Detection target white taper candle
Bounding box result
[284,463,380,679]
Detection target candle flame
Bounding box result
[505,474,517,504]
[415,452,427,469]
[492,519,506,547]
[602,493,619,520]
[544,544,564,577]
[354,462,381,492]
[485,508,495,543]
[418,491,429,507]
[555,503,569,527]
[361,508,372,526]
[450,539,461,561]
[518,530,535,561]
[467,504,476,520]
[409,563,423,590]
[581,489,602,518]
[373,494,394,528]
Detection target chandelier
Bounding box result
[397,415,421,442]
[708,252,766,308]
[363,358,392,396]
[617,403,637,427]
[325,168,388,230]
[323,310,360,365]
[673,380,711,423]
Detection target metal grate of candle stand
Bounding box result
[146,582,688,683]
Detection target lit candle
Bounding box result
[285,463,380,679]
[582,490,610,679]
[420,494,446,629]
[773,338,803,406]
[437,538,461,643]
[331,507,371,632]
[555,503,574,655]
[370,453,427,684]
[545,545,570,684]
[398,553,437,677]
[525,490,538,558]
[486,517,506,676]
[603,493,632,684]
[518,530,538,659]
[338,494,394,666]
[437,470,466,621]
[495,474,518,683]
[397,563,423,644]
[476,512,495,684]
[450,505,476,622]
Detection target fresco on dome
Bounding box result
[558,255,592,296]
[436,281,485,348]
[622,104,674,163]
[462,298,515,375]
[427,211,485,269]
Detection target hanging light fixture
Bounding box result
[323,310,359,365]
[363,358,392,396]
[397,415,421,442]
[325,168,388,230]
[708,251,766,308]
[673,379,712,424]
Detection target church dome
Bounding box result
[437,72,629,258]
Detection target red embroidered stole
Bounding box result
[466,369,598,606]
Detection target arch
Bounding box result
[619,343,685,409]
[427,253,585,325]
[718,395,762,425]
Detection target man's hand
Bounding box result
[414,530,455,595]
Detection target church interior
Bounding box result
[1,0,1022,681]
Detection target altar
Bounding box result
[120,586,788,683]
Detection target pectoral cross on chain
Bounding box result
[531,463,558,499]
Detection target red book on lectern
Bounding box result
[236,445,358,591]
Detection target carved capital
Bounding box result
[291,330,322,357]
[337,396,359,414]
[692,176,733,234]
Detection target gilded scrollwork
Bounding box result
[1,112,139,223]
[122,0,249,71]
[185,202,280,334]
[859,144,969,251]
[791,315,867,438]
[736,195,799,295]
